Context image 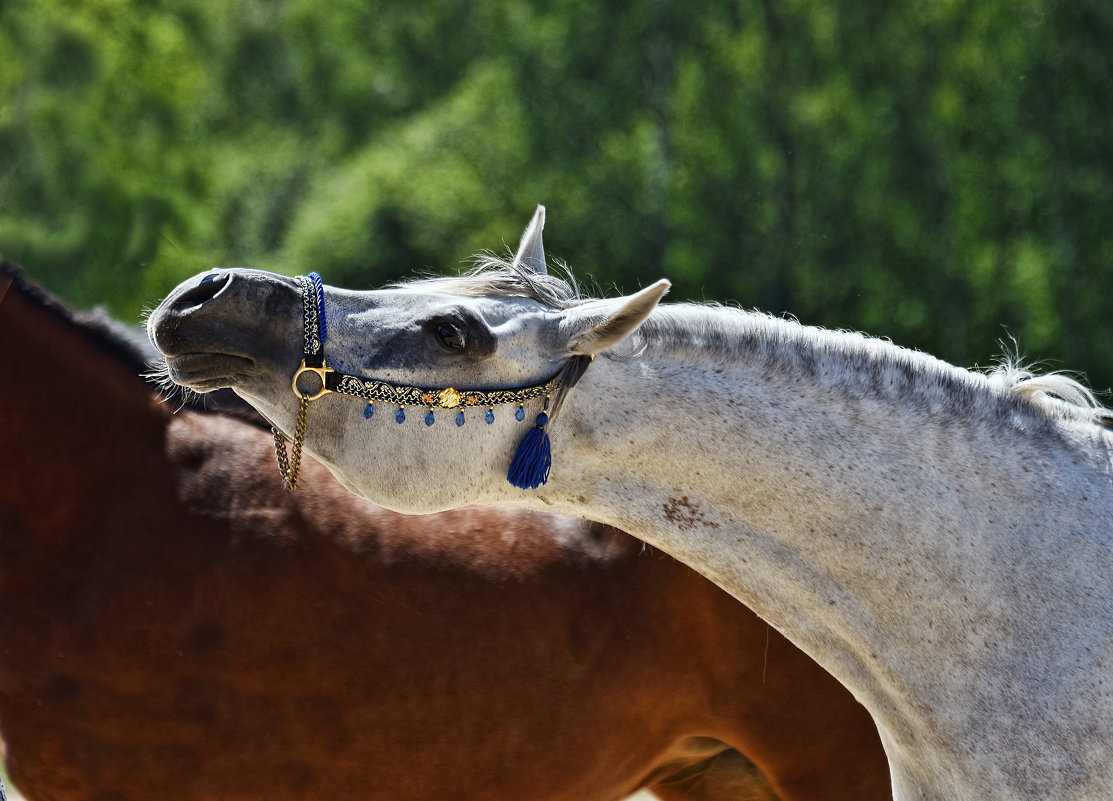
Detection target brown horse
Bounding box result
[0,260,889,801]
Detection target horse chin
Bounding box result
[165,353,255,393]
[332,471,375,503]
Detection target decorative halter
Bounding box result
[272,272,567,492]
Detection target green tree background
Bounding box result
[2,0,1111,389]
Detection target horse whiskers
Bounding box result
[143,358,203,412]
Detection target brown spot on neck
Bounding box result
[663,496,720,531]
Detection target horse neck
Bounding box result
[556,303,1109,586]
[545,305,1113,798]
[0,282,171,518]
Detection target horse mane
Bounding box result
[985,359,1112,425]
[390,255,1112,430]
[633,303,1113,429]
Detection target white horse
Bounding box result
[148,207,1113,801]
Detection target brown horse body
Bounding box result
[0,262,889,800]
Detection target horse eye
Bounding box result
[435,323,467,351]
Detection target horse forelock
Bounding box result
[395,253,586,309]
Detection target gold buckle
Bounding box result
[291,360,334,401]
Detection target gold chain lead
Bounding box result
[272,394,310,492]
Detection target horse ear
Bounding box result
[563,279,671,356]
[511,205,548,275]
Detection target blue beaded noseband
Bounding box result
[272,272,574,492]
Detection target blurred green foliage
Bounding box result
[2,0,1111,388]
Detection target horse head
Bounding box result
[147,207,669,511]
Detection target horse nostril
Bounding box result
[171,271,231,310]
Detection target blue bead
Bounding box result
[425,409,436,426]
[456,411,466,427]
[535,412,549,427]
[485,408,495,425]
[363,403,374,420]
[395,408,406,424]
[515,405,525,422]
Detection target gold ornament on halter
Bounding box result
[327,373,557,410]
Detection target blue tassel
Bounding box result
[507,413,552,489]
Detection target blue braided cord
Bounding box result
[309,272,327,344]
